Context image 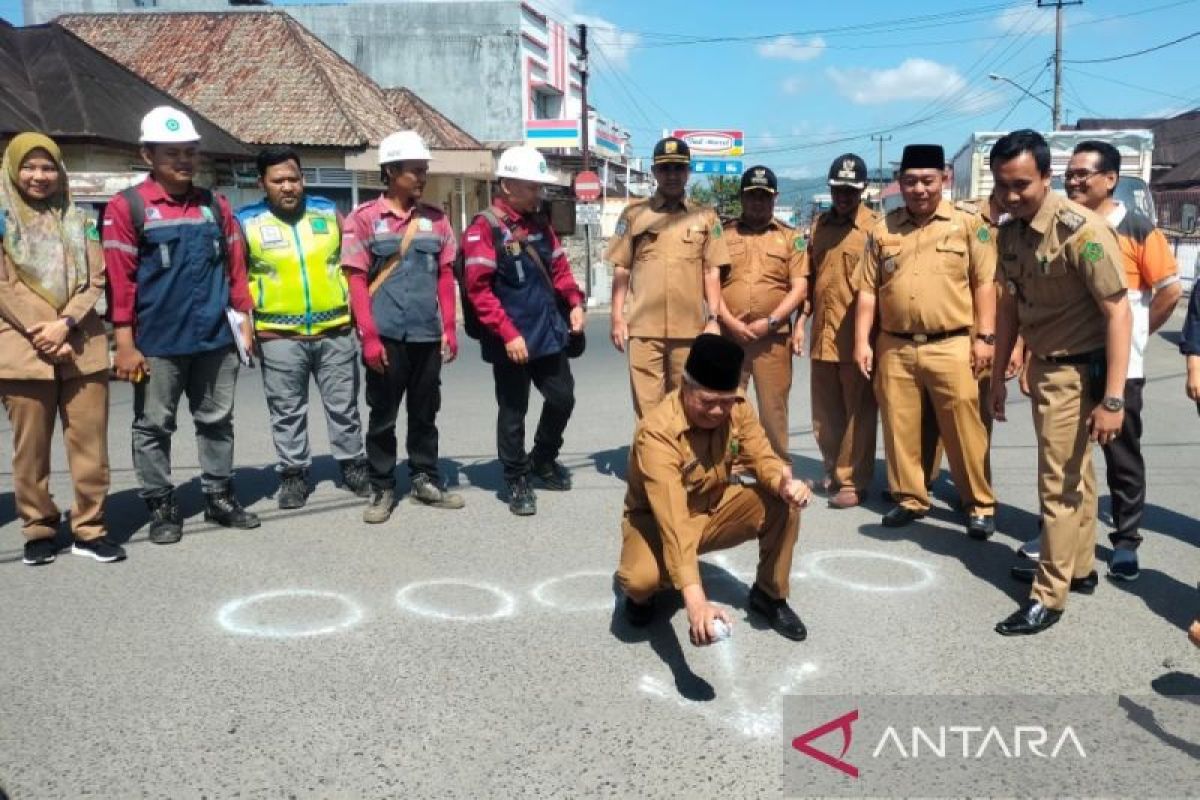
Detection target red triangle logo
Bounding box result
[791,709,860,778]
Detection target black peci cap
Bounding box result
[900,144,945,172]
[684,333,744,392]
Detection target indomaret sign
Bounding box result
[671,129,745,158]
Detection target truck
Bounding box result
[949,129,1156,221]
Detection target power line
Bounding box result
[1064,29,1200,64]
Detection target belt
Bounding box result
[1038,349,1104,365]
[884,327,969,343]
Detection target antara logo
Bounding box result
[792,710,860,778]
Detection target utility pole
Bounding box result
[1038,0,1083,130]
[577,22,593,300]
[870,134,892,191]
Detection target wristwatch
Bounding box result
[706,313,718,323]
[975,332,996,345]
[1102,396,1125,412]
[767,315,781,330]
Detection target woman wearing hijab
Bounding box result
[0,133,123,565]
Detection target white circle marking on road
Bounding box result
[529,570,615,612]
[216,590,364,638]
[800,549,936,593]
[395,580,517,621]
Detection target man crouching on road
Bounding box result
[616,333,812,644]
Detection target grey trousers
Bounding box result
[133,346,240,499]
[259,331,364,471]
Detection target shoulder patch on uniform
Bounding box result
[976,225,990,243]
[711,219,723,239]
[793,235,806,251]
[615,218,628,236]
[1081,241,1104,263]
[1057,208,1086,232]
[85,219,99,241]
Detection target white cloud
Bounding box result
[756,35,826,62]
[578,13,640,70]
[994,6,1056,36]
[776,165,816,179]
[781,76,808,95]
[826,58,966,105]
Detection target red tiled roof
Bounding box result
[382,87,482,151]
[58,11,404,148]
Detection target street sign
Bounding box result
[575,202,601,226]
[574,170,602,201]
[672,129,745,158]
[690,159,743,175]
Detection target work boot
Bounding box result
[147,493,183,544]
[339,458,371,498]
[531,458,572,491]
[204,490,261,529]
[748,584,808,641]
[507,476,537,517]
[363,488,395,524]
[409,474,465,509]
[277,468,309,510]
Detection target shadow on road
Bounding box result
[589,445,629,482]
[1106,569,1199,631]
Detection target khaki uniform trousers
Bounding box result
[0,373,109,541]
[617,483,800,602]
[739,333,792,460]
[628,336,691,420]
[811,360,877,492]
[875,333,995,515]
[926,373,996,486]
[1028,358,1097,610]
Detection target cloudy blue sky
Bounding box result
[4,0,1197,178]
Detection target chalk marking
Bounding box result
[529,570,615,612]
[800,549,936,593]
[395,580,517,621]
[216,590,364,638]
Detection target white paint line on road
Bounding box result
[216,590,365,638]
[394,579,517,622]
[799,549,936,593]
[529,570,615,612]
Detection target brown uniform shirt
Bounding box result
[860,199,997,334]
[622,391,790,590]
[605,195,730,339]
[997,192,1126,357]
[809,203,879,362]
[720,217,807,334]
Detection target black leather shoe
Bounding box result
[995,600,1062,636]
[507,477,537,516]
[882,505,924,528]
[624,596,654,627]
[204,491,261,529]
[966,515,995,540]
[531,458,572,491]
[1009,566,1098,595]
[748,584,807,641]
[147,494,183,544]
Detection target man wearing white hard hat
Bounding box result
[460,145,585,517]
[103,105,259,544]
[341,130,463,524]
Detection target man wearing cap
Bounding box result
[717,165,808,460]
[461,146,585,517]
[342,130,463,524]
[989,130,1130,635]
[617,333,813,644]
[853,143,997,537]
[104,106,259,544]
[797,154,880,508]
[237,146,369,510]
[606,137,728,419]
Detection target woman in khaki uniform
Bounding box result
[0,133,122,565]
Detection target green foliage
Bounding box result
[688,176,742,217]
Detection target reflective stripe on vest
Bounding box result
[237,196,349,335]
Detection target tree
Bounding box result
[688,176,741,218]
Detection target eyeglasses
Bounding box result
[1063,169,1103,182]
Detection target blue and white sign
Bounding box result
[691,159,743,175]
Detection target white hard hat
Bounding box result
[378,131,432,165]
[139,106,200,144]
[496,145,555,184]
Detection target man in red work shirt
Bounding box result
[103,106,259,544]
[342,130,463,524]
[462,146,585,516]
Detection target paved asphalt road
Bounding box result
[2,308,1198,799]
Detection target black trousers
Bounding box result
[365,339,441,489]
[492,351,575,482]
[1101,378,1145,549]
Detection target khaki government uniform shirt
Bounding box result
[859,199,997,334]
[809,203,879,361]
[997,192,1126,357]
[622,391,790,590]
[605,195,730,339]
[720,217,808,334]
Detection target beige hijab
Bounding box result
[0,133,91,310]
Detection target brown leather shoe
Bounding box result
[829,487,863,508]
